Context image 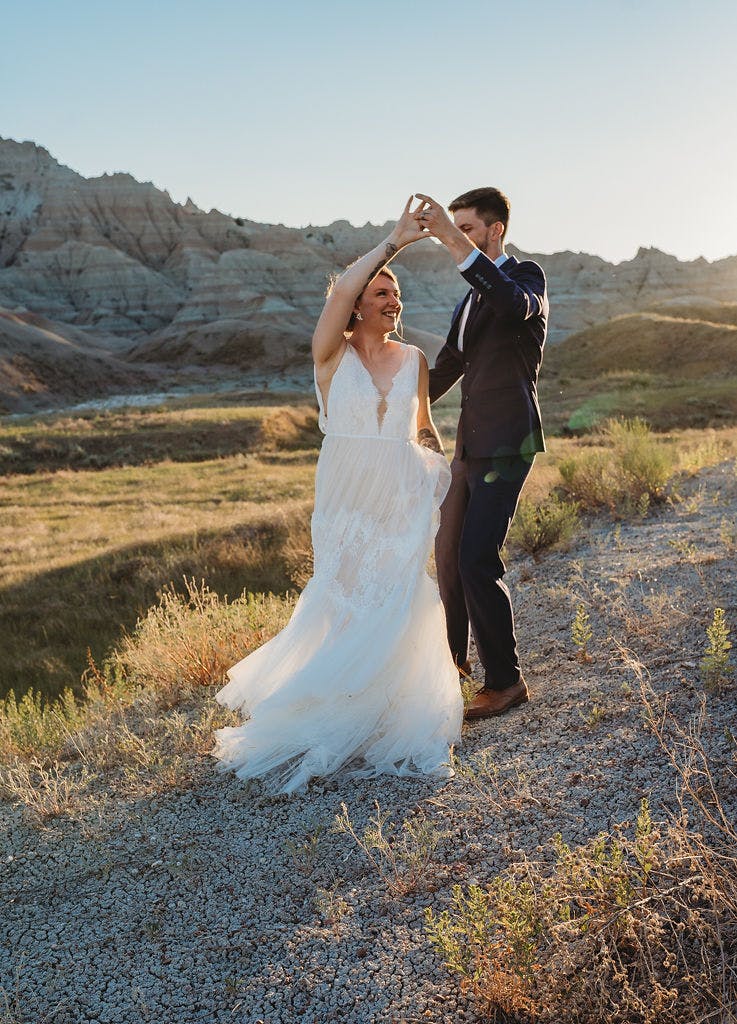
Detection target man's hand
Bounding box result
[388,195,434,250]
[414,193,475,264]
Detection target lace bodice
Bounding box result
[314,344,420,440]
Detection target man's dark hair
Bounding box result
[448,187,511,242]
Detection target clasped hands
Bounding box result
[391,195,474,263]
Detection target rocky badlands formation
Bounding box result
[1,136,736,412]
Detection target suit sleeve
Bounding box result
[428,342,463,403]
[461,252,546,321]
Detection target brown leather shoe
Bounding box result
[464,679,529,719]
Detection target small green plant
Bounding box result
[424,881,537,1020]
[700,607,733,692]
[507,494,580,561]
[0,686,86,761]
[635,491,650,518]
[580,702,605,729]
[285,826,325,876]
[459,674,477,709]
[334,800,449,896]
[668,537,698,561]
[572,603,593,662]
[314,882,351,925]
[633,798,659,894]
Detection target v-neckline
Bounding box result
[350,343,408,400]
[349,344,409,432]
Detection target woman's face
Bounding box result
[354,275,402,334]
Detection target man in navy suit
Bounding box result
[415,188,548,718]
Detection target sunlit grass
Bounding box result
[0,402,320,701]
[2,391,735,706]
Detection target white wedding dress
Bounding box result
[212,343,463,794]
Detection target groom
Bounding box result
[416,188,548,719]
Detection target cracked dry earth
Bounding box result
[1,459,736,1024]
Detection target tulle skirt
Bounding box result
[212,434,463,794]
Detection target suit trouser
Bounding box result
[435,454,533,691]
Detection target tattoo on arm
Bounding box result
[363,242,399,290]
[418,427,444,454]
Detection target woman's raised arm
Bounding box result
[311,196,427,368]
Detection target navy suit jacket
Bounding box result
[429,251,548,460]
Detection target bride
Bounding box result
[212,198,463,794]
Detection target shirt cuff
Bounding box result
[456,249,480,272]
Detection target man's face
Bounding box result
[452,207,501,254]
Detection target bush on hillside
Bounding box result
[559,417,673,517]
[508,493,580,560]
[111,578,294,704]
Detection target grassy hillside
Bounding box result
[2,387,734,703]
[542,304,737,433]
[0,400,322,700]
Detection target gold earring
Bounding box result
[355,312,363,321]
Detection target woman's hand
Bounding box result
[413,193,475,263]
[387,195,433,250]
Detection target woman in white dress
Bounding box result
[212,198,463,794]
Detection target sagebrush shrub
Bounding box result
[0,687,85,760]
[425,695,737,1024]
[560,417,673,518]
[508,493,580,560]
[111,578,294,701]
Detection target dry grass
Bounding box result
[426,684,737,1024]
[0,580,294,818]
[0,399,320,475]
[548,311,737,380]
[108,577,294,703]
[542,305,737,434]
[3,393,733,703]
[0,401,318,702]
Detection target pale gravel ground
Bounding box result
[1,459,735,1024]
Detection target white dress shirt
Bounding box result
[456,251,508,353]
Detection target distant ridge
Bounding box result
[1,136,736,413]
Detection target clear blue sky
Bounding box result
[2,0,736,263]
